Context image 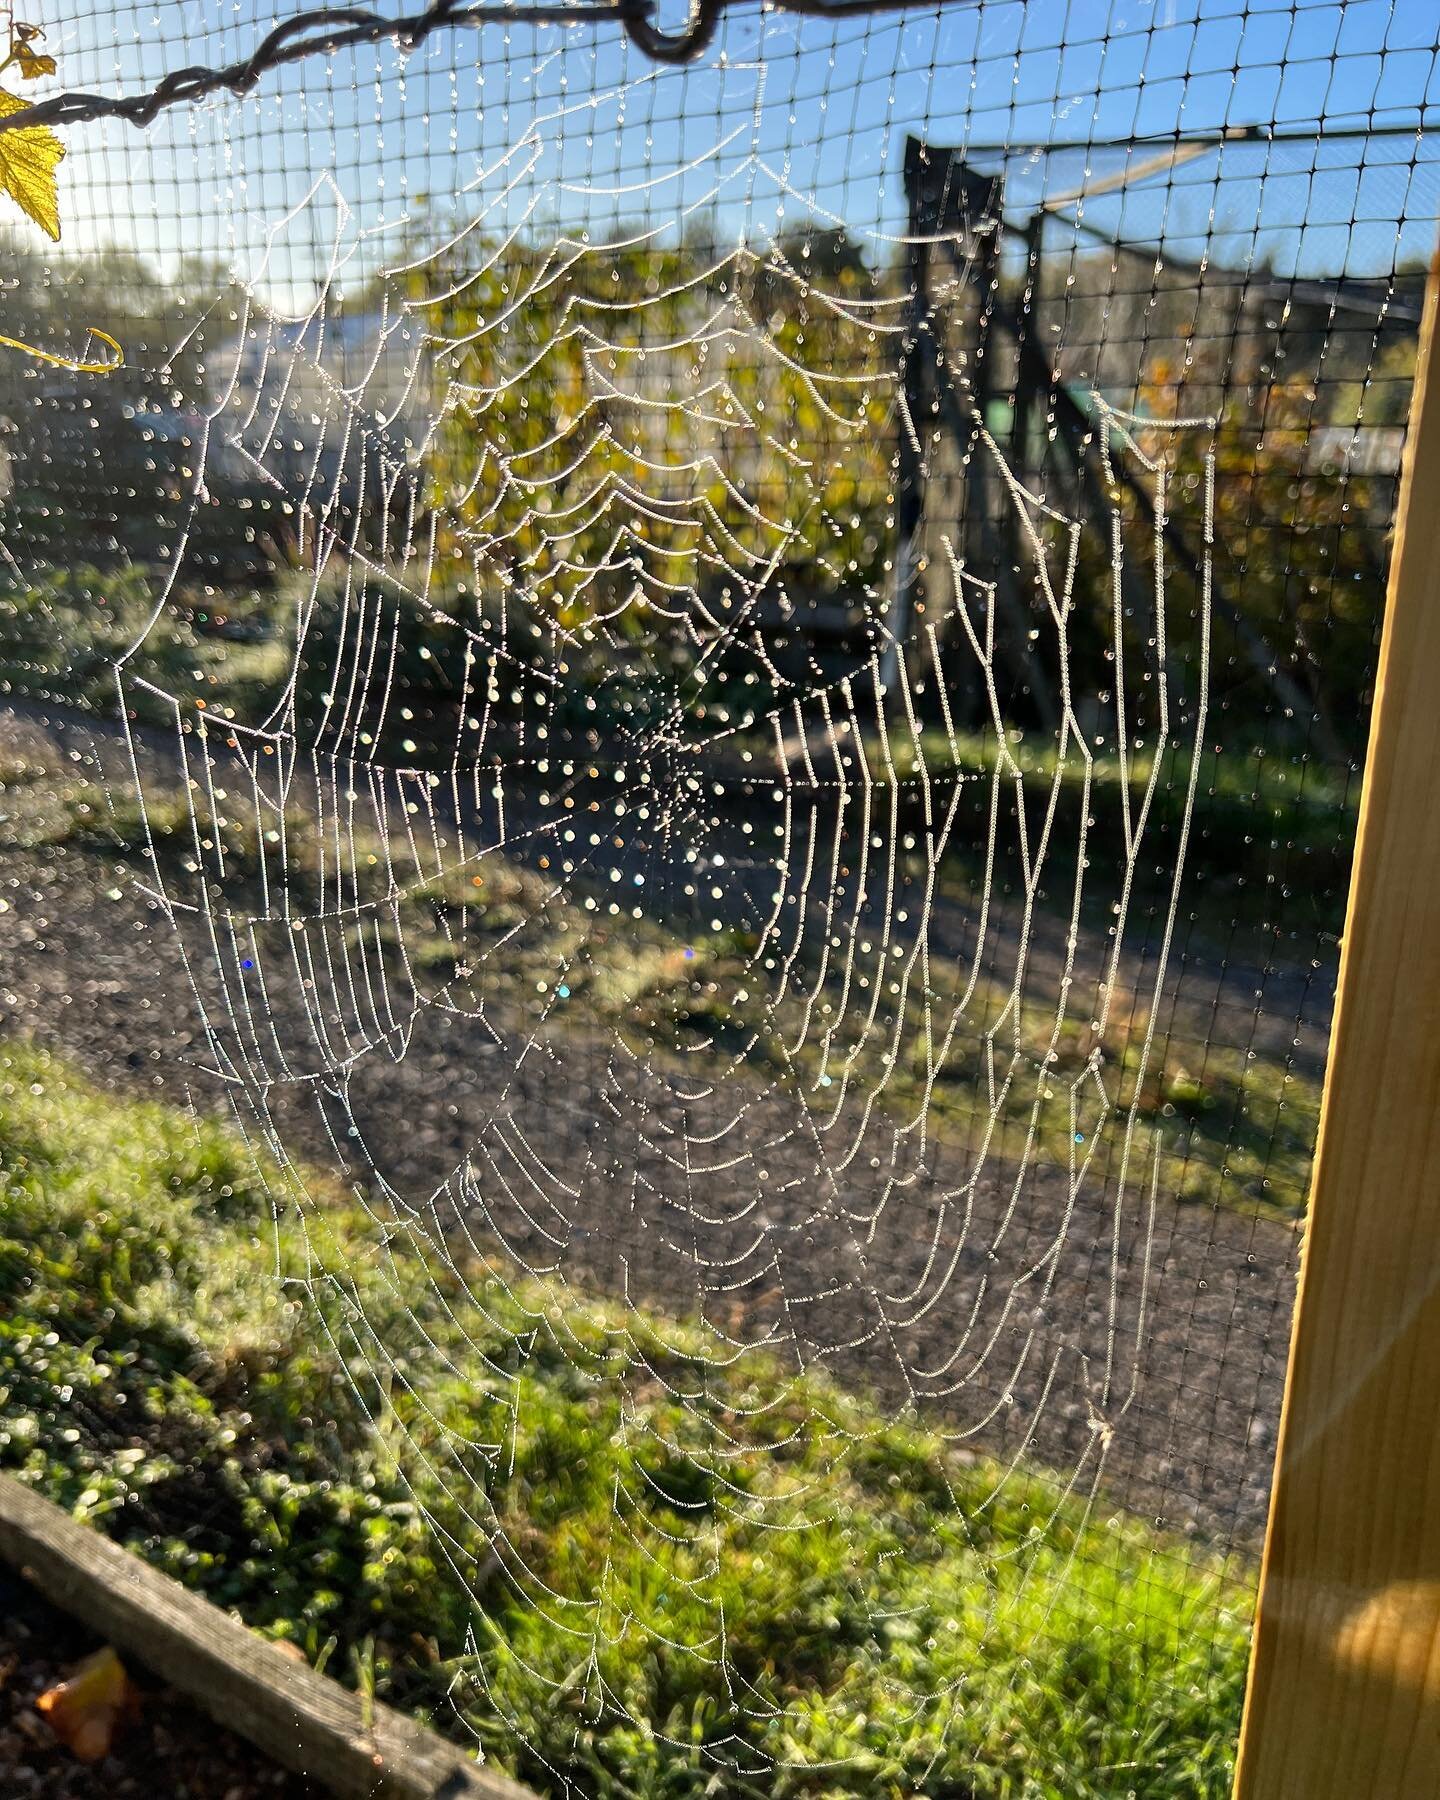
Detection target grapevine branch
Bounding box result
[0,0,949,135]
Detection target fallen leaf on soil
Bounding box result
[35,1644,140,1761]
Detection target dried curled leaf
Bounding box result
[0,87,63,240]
[35,1645,141,1763]
[14,44,57,79]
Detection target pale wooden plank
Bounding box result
[0,1470,537,1800]
[1232,247,1440,1795]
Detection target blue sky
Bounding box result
[25,0,1440,305]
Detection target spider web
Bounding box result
[86,65,1228,1775]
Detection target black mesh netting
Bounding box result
[0,2,1435,1794]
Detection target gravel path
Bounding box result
[0,703,1306,1550]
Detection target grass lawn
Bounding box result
[0,1040,1251,1797]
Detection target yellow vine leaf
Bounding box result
[0,86,63,241]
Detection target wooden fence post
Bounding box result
[1232,247,1440,1796]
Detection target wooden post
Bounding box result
[878,218,930,695]
[1232,247,1440,1796]
[1010,210,1046,481]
